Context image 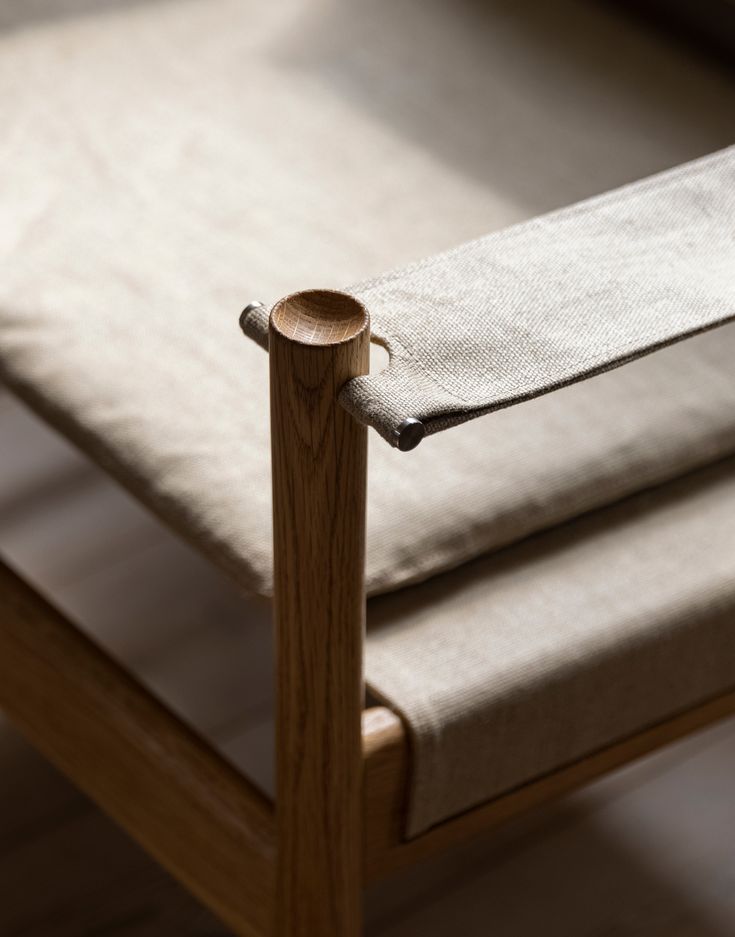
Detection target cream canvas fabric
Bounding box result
[2,0,735,837]
[346,148,735,444]
[2,0,735,598]
[368,459,735,835]
[243,147,735,446]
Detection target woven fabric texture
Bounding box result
[368,459,735,835]
[3,0,735,602]
[338,148,735,444]
[2,0,735,838]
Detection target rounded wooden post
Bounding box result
[269,289,369,937]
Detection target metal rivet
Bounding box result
[394,417,425,452]
[239,301,266,334]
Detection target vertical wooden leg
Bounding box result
[269,289,369,937]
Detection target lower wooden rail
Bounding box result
[0,560,275,937]
[4,551,735,935]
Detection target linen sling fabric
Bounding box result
[243,148,735,446]
[346,147,735,444]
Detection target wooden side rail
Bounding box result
[3,543,735,935]
[0,560,275,937]
[362,690,735,880]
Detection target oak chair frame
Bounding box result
[2,288,735,936]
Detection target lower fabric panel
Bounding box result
[366,458,735,836]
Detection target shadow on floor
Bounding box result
[2,716,734,937]
[367,788,735,936]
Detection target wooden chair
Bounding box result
[2,4,735,935]
[4,255,735,934]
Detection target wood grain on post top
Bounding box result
[271,288,369,346]
[270,289,369,937]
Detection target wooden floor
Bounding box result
[2,389,735,936]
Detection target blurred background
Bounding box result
[1,0,734,934]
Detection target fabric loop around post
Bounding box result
[241,146,735,449]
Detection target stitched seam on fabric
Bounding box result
[346,151,734,417]
[418,313,735,435]
[382,321,476,407]
[366,308,735,416]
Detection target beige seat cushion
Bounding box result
[2,0,735,598]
